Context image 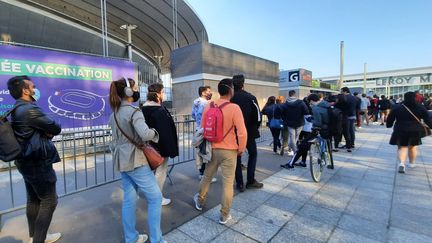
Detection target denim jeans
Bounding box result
[269,127,281,152]
[342,118,356,147]
[235,137,257,186]
[121,165,163,243]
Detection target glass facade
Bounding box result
[321,70,432,98]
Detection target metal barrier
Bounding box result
[0,118,271,227]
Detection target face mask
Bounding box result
[31,88,41,101]
[132,91,140,102]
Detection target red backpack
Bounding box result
[203,102,232,142]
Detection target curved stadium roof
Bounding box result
[14,0,208,71]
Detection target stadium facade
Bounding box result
[319,66,432,98]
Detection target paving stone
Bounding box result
[164,229,197,243]
[250,204,293,227]
[328,228,382,243]
[393,188,432,210]
[355,187,393,201]
[211,228,258,243]
[358,180,394,192]
[363,174,395,185]
[298,203,343,226]
[350,193,392,209]
[319,185,356,197]
[235,189,273,204]
[282,215,334,242]
[202,206,246,227]
[345,198,390,225]
[232,215,281,242]
[391,203,432,237]
[309,190,352,212]
[262,175,291,187]
[264,194,304,214]
[337,214,387,242]
[230,196,262,214]
[260,181,287,194]
[270,228,324,243]
[272,168,308,181]
[177,216,226,242]
[388,227,432,243]
[277,183,319,202]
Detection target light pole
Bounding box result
[120,24,137,61]
[154,55,163,79]
[363,62,367,93]
[339,41,344,90]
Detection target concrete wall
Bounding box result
[171,42,279,115]
[172,80,204,115]
[171,42,279,82]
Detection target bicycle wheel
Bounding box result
[309,141,322,182]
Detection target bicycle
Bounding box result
[308,129,334,182]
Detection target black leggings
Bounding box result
[290,133,314,164]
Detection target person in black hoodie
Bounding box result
[378,95,391,125]
[278,90,309,156]
[338,87,357,151]
[231,74,263,192]
[141,83,179,206]
[7,76,62,243]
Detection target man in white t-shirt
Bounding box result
[360,93,371,126]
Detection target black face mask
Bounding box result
[132,91,140,102]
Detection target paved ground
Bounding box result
[1,125,432,242]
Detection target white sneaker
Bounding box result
[136,234,149,243]
[29,233,62,243]
[287,150,294,156]
[199,174,217,183]
[162,197,171,206]
[218,214,232,225]
[398,163,405,173]
[409,163,417,168]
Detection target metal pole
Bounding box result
[339,41,344,90]
[363,62,367,93]
[100,0,106,56]
[103,0,108,56]
[127,26,132,61]
[172,0,178,49]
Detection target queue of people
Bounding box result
[4,73,432,243]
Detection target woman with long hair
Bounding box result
[262,96,282,153]
[108,77,163,243]
[141,83,179,206]
[387,91,432,173]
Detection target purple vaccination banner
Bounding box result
[0,44,136,128]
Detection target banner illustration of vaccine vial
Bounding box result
[0,44,136,128]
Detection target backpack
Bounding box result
[203,102,232,142]
[0,107,22,162]
[327,106,343,135]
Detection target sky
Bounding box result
[187,0,432,78]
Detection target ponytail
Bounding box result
[109,81,122,112]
